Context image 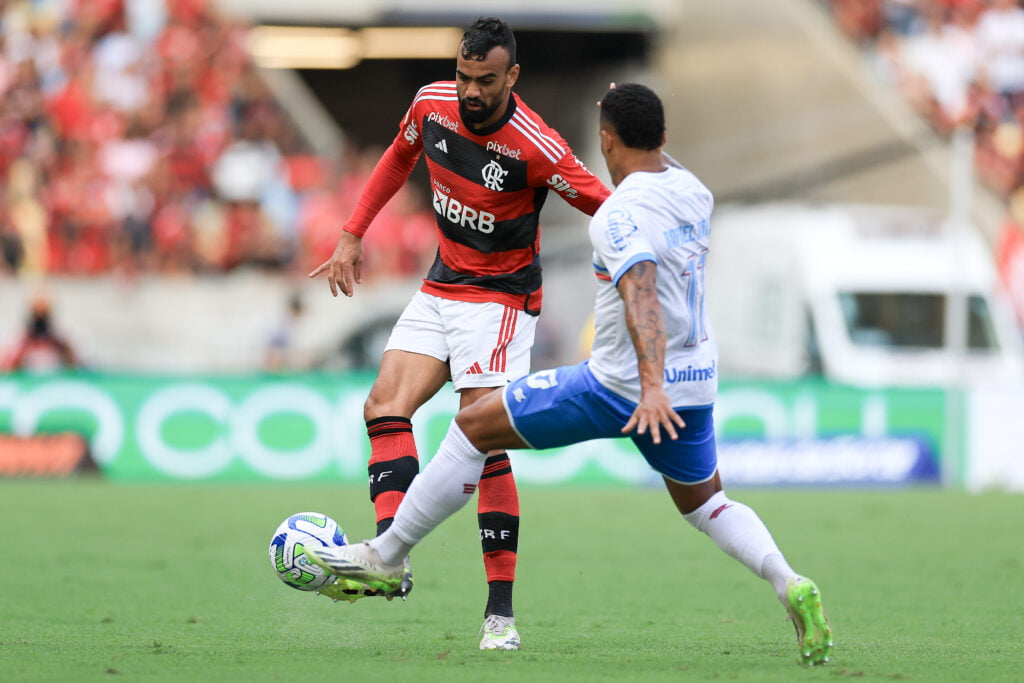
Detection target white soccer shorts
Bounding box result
[384,291,538,391]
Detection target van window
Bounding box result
[838,292,999,351]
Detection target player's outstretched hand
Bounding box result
[621,387,686,445]
[308,231,363,297]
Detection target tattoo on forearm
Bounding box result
[621,263,666,378]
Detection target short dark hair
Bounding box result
[599,83,665,151]
[461,17,516,68]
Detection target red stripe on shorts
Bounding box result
[489,306,517,372]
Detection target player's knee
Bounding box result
[458,393,520,452]
[455,399,505,451]
[681,490,730,533]
[665,471,722,515]
[363,389,398,422]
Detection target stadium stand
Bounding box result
[822,0,1024,329]
[824,0,1024,197]
[0,0,434,279]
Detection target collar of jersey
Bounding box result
[462,92,518,137]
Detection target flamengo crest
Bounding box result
[481,160,508,191]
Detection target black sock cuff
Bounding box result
[366,416,413,438]
[366,415,412,427]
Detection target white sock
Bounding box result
[370,420,487,566]
[682,491,797,600]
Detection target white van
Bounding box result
[706,202,1024,387]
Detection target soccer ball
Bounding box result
[269,511,348,592]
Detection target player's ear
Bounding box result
[506,63,520,88]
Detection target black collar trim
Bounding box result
[463,93,517,137]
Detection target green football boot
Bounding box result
[784,577,833,665]
[316,577,387,603]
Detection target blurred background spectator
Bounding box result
[1,293,79,372]
[263,290,308,372]
[897,2,977,130]
[0,0,436,280]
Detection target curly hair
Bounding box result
[460,17,517,68]
[599,83,665,151]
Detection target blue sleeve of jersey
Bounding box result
[611,252,658,286]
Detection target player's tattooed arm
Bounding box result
[618,261,666,388]
[617,260,685,442]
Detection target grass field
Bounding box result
[1,480,1021,681]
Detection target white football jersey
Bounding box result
[587,166,718,407]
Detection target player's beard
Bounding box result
[459,96,499,125]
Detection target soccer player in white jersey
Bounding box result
[308,83,833,665]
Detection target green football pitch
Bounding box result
[1,480,1021,681]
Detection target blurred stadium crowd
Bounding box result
[825,0,1024,328]
[827,0,1024,195]
[4,0,1024,296]
[0,0,435,279]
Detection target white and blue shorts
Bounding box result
[501,361,717,484]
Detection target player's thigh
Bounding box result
[366,349,451,418]
[455,388,526,452]
[368,294,453,418]
[365,349,450,419]
[440,299,537,392]
[459,385,500,410]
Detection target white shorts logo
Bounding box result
[525,369,559,390]
[482,160,508,191]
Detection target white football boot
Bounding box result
[305,540,404,595]
[479,615,520,650]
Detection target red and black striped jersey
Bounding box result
[351,81,609,314]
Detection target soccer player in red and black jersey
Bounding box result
[310,17,610,648]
